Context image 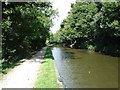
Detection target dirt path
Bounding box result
[0,47,47,89]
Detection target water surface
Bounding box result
[52,47,119,88]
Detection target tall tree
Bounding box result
[55,2,120,56]
[2,2,57,69]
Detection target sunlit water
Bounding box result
[52,47,119,88]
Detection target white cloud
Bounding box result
[50,0,76,34]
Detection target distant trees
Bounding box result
[46,31,54,45]
[55,2,120,56]
[2,2,57,69]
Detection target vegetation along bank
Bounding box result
[54,2,120,57]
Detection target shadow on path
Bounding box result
[0,47,47,88]
[28,47,47,63]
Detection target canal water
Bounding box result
[51,47,119,88]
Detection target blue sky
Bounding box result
[50,0,76,34]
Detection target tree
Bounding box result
[94,2,120,55]
[55,2,120,56]
[2,2,57,69]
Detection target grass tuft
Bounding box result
[34,47,59,88]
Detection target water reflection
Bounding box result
[52,47,118,88]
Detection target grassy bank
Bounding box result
[34,47,59,88]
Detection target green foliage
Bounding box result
[87,45,95,50]
[94,2,120,56]
[55,2,120,56]
[46,31,54,45]
[2,2,57,70]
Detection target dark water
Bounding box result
[51,47,119,88]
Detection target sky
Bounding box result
[50,0,76,34]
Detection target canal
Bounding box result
[51,47,119,88]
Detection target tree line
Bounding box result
[2,2,57,70]
[54,2,120,57]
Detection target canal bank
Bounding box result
[34,47,61,88]
[51,47,119,88]
[53,59,64,88]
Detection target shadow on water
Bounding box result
[52,47,119,88]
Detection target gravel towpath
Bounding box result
[0,47,47,89]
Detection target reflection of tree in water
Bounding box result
[62,51,77,60]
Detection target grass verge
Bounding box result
[34,47,59,88]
